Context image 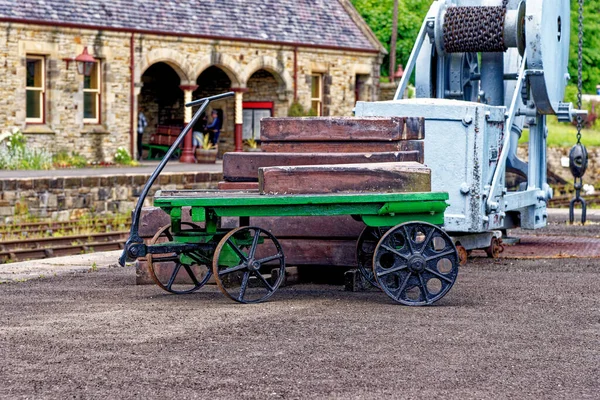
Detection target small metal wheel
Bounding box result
[356,227,389,288]
[485,237,504,259]
[213,226,285,304]
[147,225,213,294]
[373,222,459,306]
[456,245,468,266]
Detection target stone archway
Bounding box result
[241,56,293,94]
[138,62,184,159]
[137,48,193,83]
[192,53,242,88]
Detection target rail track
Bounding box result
[0,217,131,264]
[0,218,129,239]
[548,193,600,208]
[0,231,129,263]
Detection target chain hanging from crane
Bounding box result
[569,0,588,224]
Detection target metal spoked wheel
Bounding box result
[373,222,459,306]
[356,226,389,288]
[485,237,504,259]
[456,244,468,266]
[213,226,285,304]
[147,224,213,294]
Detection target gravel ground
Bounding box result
[1,256,598,399]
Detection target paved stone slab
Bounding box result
[260,140,424,162]
[217,181,260,190]
[259,161,431,195]
[260,117,424,141]
[222,151,421,181]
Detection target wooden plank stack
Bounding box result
[218,116,428,268]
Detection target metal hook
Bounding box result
[569,179,587,225]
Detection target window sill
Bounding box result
[82,125,110,135]
[23,125,55,134]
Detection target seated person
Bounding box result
[192,131,203,153]
[191,113,208,154]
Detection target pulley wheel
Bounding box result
[373,222,459,306]
[526,0,571,114]
[213,227,285,304]
[569,143,588,179]
[446,52,479,102]
[147,224,213,294]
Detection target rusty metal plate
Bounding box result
[500,235,600,259]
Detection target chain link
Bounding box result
[443,6,507,53]
[570,0,587,224]
[576,0,584,144]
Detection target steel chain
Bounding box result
[570,0,587,224]
[576,0,584,144]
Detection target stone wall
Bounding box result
[0,171,222,221]
[518,146,600,186]
[0,26,131,162]
[379,82,397,101]
[0,22,382,162]
[246,70,288,119]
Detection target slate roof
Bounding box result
[0,0,379,52]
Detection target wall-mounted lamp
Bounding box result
[63,46,96,76]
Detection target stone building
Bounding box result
[0,0,384,161]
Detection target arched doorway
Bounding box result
[244,69,288,141]
[139,62,183,159]
[194,66,234,154]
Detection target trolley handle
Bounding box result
[119,91,235,266]
[185,91,234,107]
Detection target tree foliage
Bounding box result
[352,0,600,94]
[568,0,600,94]
[351,0,431,77]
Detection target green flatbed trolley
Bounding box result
[119,93,459,306]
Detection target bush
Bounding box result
[288,102,306,117]
[53,150,88,168]
[0,128,52,170]
[288,101,318,117]
[114,147,137,165]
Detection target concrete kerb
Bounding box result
[0,160,223,180]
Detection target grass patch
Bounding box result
[520,116,600,147]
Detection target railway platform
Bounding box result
[0,161,223,220]
[0,160,222,180]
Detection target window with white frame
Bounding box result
[242,102,273,140]
[26,56,45,123]
[310,74,323,116]
[83,61,101,123]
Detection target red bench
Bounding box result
[144,125,183,160]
